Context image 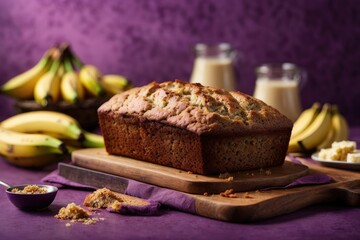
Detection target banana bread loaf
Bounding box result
[98,80,293,175]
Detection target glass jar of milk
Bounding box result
[253,63,304,122]
[190,43,236,91]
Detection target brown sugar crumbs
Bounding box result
[55,203,101,225]
[11,185,47,194]
[220,189,238,198]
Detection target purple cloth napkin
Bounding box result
[107,200,161,216]
[125,180,195,213]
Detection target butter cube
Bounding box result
[318,148,342,161]
[331,141,357,152]
[347,152,360,163]
[331,141,357,161]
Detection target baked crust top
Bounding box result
[98,80,293,135]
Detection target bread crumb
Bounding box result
[83,188,124,209]
[226,176,234,182]
[219,173,234,181]
[55,203,90,220]
[11,185,47,194]
[187,171,193,174]
[55,203,100,225]
[244,192,252,198]
[203,192,209,196]
[220,189,238,198]
[83,188,149,213]
[265,170,272,175]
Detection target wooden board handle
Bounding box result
[333,185,360,206]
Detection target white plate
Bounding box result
[311,150,360,171]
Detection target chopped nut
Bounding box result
[244,192,252,198]
[220,189,238,198]
[203,192,209,196]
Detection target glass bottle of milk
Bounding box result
[190,43,236,91]
[253,63,304,122]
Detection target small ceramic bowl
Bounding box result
[5,184,58,210]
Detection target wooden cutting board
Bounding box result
[70,148,309,194]
[59,152,360,222]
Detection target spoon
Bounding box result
[0,180,58,210]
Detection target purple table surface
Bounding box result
[0,128,359,240]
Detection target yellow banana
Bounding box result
[39,130,104,148]
[316,105,349,150]
[316,125,335,150]
[61,72,84,103]
[291,102,321,138]
[82,131,105,148]
[0,127,67,158]
[0,48,55,99]
[100,74,132,95]
[288,104,332,153]
[60,55,84,103]
[79,65,104,97]
[0,111,83,141]
[331,105,349,142]
[34,51,62,106]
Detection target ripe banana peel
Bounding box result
[0,111,105,168]
[34,50,62,106]
[0,48,55,99]
[0,111,83,141]
[101,74,132,95]
[331,105,349,142]
[61,71,84,103]
[1,43,132,105]
[290,102,321,139]
[79,65,104,97]
[288,103,350,153]
[61,56,85,103]
[0,127,67,158]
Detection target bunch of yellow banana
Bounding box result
[0,111,105,168]
[0,43,132,106]
[288,103,349,153]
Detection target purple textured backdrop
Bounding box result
[0,0,359,125]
